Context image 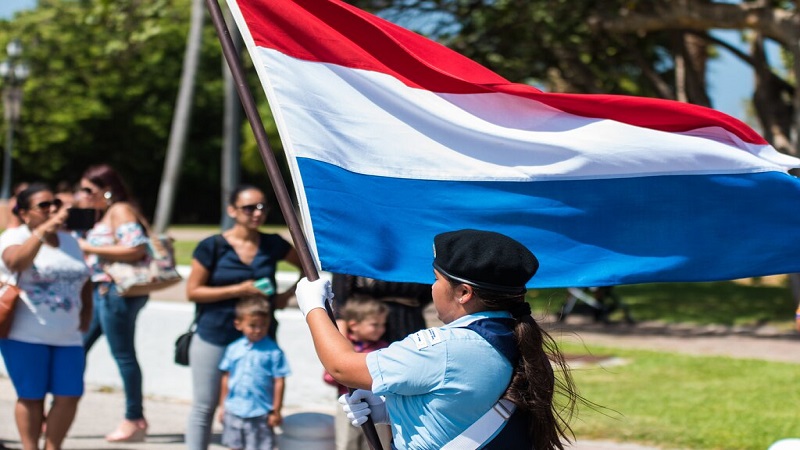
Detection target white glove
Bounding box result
[338,389,388,426]
[295,277,333,317]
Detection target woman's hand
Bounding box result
[239,280,267,297]
[339,390,388,426]
[273,289,294,310]
[187,261,265,304]
[2,208,68,272]
[296,277,333,317]
[77,237,90,253]
[36,207,68,237]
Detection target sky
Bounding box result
[0,0,778,124]
[0,0,35,22]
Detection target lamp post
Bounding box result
[0,39,30,199]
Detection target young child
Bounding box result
[324,299,392,450]
[218,297,291,450]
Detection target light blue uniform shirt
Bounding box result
[366,311,514,450]
[219,336,291,419]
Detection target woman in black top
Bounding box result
[184,185,302,450]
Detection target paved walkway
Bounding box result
[1,246,797,449]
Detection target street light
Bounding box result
[0,39,30,199]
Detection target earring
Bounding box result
[104,191,113,205]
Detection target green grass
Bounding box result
[529,281,796,330]
[173,240,198,266]
[559,343,800,449]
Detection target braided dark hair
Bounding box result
[463,284,578,450]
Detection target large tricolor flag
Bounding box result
[227,0,800,288]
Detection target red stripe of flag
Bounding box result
[235,0,767,145]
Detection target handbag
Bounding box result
[103,212,182,297]
[0,273,22,339]
[174,318,196,366]
[174,235,223,365]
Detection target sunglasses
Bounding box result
[236,203,267,215]
[33,199,64,212]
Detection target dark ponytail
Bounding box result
[471,286,577,450]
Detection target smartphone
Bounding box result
[65,208,98,231]
[253,277,275,296]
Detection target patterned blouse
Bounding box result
[85,221,149,282]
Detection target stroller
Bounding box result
[558,286,635,324]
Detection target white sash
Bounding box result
[440,399,516,450]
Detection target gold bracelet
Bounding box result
[31,230,46,244]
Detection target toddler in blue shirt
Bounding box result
[218,297,291,450]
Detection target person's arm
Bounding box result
[336,319,349,335]
[297,279,373,389]
[217,371,229,424]
[78,203,147,262]
[79,279,93,332]
[268,377,285,427]
[185,258,263,304]
[3,208,68,272]
[306,308,372,389]
[272,248,303,310]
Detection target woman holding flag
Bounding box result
[296,229,579,450]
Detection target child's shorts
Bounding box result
[221,412,274,450]
[0,339,85,399]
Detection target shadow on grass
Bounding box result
[530,280,797,335]
[615,281,794,325]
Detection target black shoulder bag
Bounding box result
[174,235,223,366]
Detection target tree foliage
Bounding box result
[349,0,798,155]
[0,0,231,221]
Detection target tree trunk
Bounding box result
[152,0,205,233]
[791,39,800,155]
[674,33,688,103]
[682,31,710,107]
[789,274,800,309]
[592,1,799,158]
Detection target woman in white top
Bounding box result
[0,183,91,450]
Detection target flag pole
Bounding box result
[205,0,314,277]
[204,1,383,449]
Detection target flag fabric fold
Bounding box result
[227,0,800,287]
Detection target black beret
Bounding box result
[433,229,539,294]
